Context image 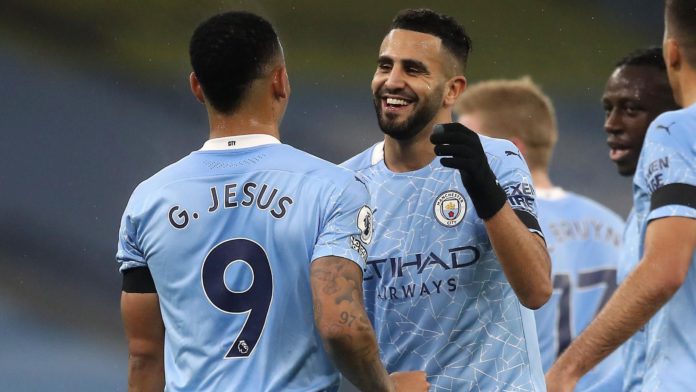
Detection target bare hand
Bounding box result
[390,371,429,392]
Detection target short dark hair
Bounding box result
[616,47,666,70]
[189,11,281,113]
[390,8,472,71]
[666,0,696,66]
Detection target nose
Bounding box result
[604,108,623,134]
[384,65,406,91]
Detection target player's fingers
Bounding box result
[439,157,474,168]
[434,144,480,157]
[430,123,477,145]
[431,130,467,145]
[434,144,463,157]
[440,158,472,184]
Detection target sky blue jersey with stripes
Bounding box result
[116,135,370,392]
[632,104,696,392]
[342,136,545,392]
[534,188,624,392]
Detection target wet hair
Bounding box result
[390,8,472,70]
[189,11,281,113]
[616,47,666,70]
[665,0,696,66]
[455,77,557,171]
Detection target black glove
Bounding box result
[431,123,506,220]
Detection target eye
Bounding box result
[624,104,643,116]
[602,105,612,118]
[377,62,392,72]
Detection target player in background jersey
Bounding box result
[117,11,427,392]
[342,9,551,391]
[602,47,678,391]
[455,77,625,391]
[546,1,696,390]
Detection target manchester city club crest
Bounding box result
[434,191,467,227]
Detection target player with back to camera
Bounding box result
[601,47,678,392]
[546,1,696,390]
[342,8,552,391]
[456,77,625,391]
[117,11,428,392]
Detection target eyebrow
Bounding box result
[402,59,428,72]
[377,56,428,72]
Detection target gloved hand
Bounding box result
[431,123,506,220]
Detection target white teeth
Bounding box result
[386,98,409,106]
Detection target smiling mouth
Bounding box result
[382,96,414,112]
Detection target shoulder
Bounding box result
[479,134,521,159]
[645,106,696,148]
[341,142,383,172]
[286,145,361,181]
[276,145,368,196]
[478,134,529,173]
[126,154,195,212]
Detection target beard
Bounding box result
[373,85,443,141]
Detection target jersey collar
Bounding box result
[371,141,385,165]
[535,186,567,200]
[200,134,281,151]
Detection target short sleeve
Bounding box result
[312,176,372,269]
[639,119,696,222]
[116,197,147,272]
[489,142,543,237]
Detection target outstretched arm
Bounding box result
[545,217,696,391]
[310,256,428,392]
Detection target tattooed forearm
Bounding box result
[310,256,393,392]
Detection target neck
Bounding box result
[531,169,553,190]
[681,88,696,109]
[677,67,696,107]
[206,82,282,140]
[207,110,280,140]
[382,114,450,172]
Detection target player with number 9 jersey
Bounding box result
[117,135,371,391]
[113,11,407,392]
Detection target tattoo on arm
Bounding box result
[310,257,391,391]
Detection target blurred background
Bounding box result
[0,1,664,390]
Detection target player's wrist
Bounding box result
[548,355,583,385]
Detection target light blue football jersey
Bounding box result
[618,208,646,392]
[342,137,545,392]
[116,135,371,392]
[632,103,696,392]
[534,188,624,392]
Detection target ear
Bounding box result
[444,76,467,107]
[510,136,527,156]
[271,65,290,100]
[664,38,681,72]
[189,72,206,104]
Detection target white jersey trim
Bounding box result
[535,186,567,201]
[371,141,385,165]
[200,134,281,151]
